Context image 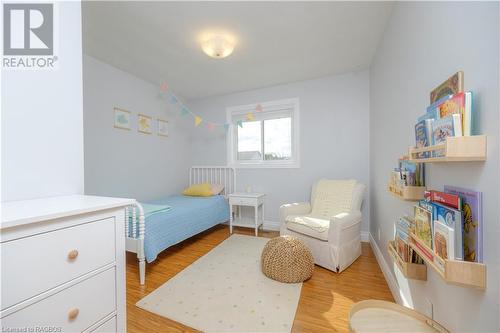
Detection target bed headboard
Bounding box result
[189,166,236,196]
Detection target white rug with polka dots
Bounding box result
[136,234,302,332]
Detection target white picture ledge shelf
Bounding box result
[408,135,487,163]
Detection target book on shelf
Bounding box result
[444,186,483,262]
[393,157,425,187]
[431,114,462,157]
[414,119,434,159]
[434,202,463,260]
[424,190,462,209]
[430,71,464,103]
[433,220,455,272]
[413,236,434,261]
[414,205,433,249]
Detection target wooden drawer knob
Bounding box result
[67,249,79,260]
[68,308,79,321]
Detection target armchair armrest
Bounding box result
[279,202,311,223]
[328,210,362,244]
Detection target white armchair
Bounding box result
[280,179,365,273]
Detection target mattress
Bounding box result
[143,195,229,263]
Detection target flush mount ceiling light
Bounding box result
[201,34,235,59]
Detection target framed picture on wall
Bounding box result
[113,107,131,130]
[138,114,152,134]
[157,118,169,137]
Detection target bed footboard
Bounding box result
[125,202,146,285]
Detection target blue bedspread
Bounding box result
[142,195,229,263]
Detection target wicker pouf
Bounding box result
[261,236,314,283]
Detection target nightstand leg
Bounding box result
[229,204,233,234]
[254,205,258,236]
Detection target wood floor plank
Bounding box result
[126,225,394,332]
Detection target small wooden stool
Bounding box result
[349,300,449,333]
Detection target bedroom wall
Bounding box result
[83,55,192,201]
[188,71,370,232]
[369,2,499,332]
[1,1,84,202]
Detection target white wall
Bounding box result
[188,71,370,231]
[83,56,192,200]
[1,2,84,202]
[370,2,499,332]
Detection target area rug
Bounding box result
[136,234,302,333]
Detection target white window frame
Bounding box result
[226,98,300,168]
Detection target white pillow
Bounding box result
[211,184,225,195]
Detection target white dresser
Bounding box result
[1,195,135,333]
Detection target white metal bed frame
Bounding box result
[126,166,236,284]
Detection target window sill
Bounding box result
[229,162,301,169]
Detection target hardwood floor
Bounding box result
[126,225,394,332]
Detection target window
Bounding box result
[227,98,300,168]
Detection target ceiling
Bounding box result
[83,2,393,100]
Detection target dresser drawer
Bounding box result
[229,197,258,206]
[2,268,116,332]
[2,218,116,309]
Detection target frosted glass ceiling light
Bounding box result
[201,35,235,59]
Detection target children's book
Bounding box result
[414,205,433,249]
[424,190,462,209]
[433,220,455,272]
[444,186,483,262]
[434,202,463,260]
[430,71,464,103]
[419,94,453,122]
[431,114,462,157]
[434,91,472,136]
[415,119,433,159]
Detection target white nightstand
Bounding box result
[228,193,265,236]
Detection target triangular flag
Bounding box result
[195,116,202,127]
[246,112,254,121]
[223,123,230,132]
[237,120,243,128]
[169,95,178,104]
[255,103,263,112]
[180,107,189,116]
[207,122,216,131]
[160,82,168,92]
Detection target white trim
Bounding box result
[369,233,404,305]
[226,98,300,169]
[361,231,369,242]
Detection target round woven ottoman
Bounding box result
[261,235,314,283]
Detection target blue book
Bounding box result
[415,119,433,158]
[417,94,453,122]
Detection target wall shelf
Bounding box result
[388,183,426,201]
[409,233,486,290]
[387,241,427,281]
[408,135,487,163]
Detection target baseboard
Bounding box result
[369,233,404,305]
[361,231,369,242]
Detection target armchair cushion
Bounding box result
[285,215,329,241]
[310,179,357,219]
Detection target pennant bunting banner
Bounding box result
[237,120,243,128]
[246,112,254,121]
[255,103,263,112]
[194,116,202,127]
[160,82,169,92]
[159,81,233,132]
